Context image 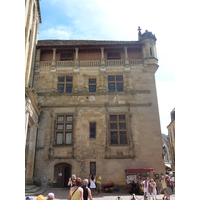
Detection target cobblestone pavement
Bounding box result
[28,188,175,200]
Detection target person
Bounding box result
[131,180,137,194]
[141,176,150,200]
[68,174,76,188]
[26,196,33,200]
[151,179,157,200]
[36,195,45,200]
[169,176,174,194]
[96,173,102,195]
[68,177,83,200]
[88,175,91,188]
[161,175,169,200]
[82,179,93,200]
[46,193,55,200]
[165,175,172,200]
[89,175,96,196]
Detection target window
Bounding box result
[108,75,123,92]
[55,115,73,145]
[89,79,96,92]
[110,114,127,145]
[61,53,73,60]
[57,76,73,93]
[108,52,120,59]
[90,162,96,176]
[90,123,96,138]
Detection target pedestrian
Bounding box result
[89,175,96,196]
[68,174,76,188]
[161,175,169,200]
[68,177,83,200]
[36,195,45,200]
[82,179,93,200]
[96,172,102,195]
[141,176,150,200]
[46,193,55,200]
[131,180,137,194]
[26,196,33,200]
[165,175,172,200]
[88,175,91,188]
[169,176,174,194]
[151,179,157,200]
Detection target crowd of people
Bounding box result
[26,173,102,200]
[140,174,174,200]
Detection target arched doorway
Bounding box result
[54,163,71,188]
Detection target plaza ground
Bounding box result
[27,188,175,200]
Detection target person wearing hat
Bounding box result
[46,193,55,200]
[36,195,45,200]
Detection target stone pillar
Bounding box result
[51,48,56,72]
[74,48,79,72]
[124,47,130,67]
[25,110,30,148]
[100,47,105,67]
[25,124,38,184]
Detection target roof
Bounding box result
[37,40,142,47]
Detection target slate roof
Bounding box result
[37,40,142,47]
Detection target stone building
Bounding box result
[162,134,171,171]
[167,108,175,171]
[33,28,165,187]
[25,0,41,184]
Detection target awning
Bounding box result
[125,168,154,173]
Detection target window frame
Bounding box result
[60,52,74,61]
[55,114,74,145]
[57,76,73,93]
[109,114,128,145]
[107,52,120,60]
[89,122,96,139]
[89,79,96,93]
[108,75,123,92]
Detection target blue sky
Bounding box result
[38,0,176,135]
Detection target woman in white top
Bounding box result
[151,178,157,200]
[89,175,96,196]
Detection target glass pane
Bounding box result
[57,116,64,122]
[89,79,96,84]
[57,133,63,144]
[58,77,65,82]
[119,115,126,121]
[58,84,64,92]
[66,84,72,93]
[110,123,117,129]
[66,116,73,122]
[66,77,73,82]
[90,162,96,176]
[119,123,126,129]
[108,52,113,59]
[57,124,63,130]
[108,83,115,92]
[67,53,73,60]
[117,83,123,92]
[66,124,72,130]
[111,132,118,144]
[61,53,66,60]
[116,75,123,81]
[114,52,120,59]
[90,123,96,138]
[65,133,72,144]
[110,115,117,121]
[89,85,96,92]
[120,131,127,144]
[108,76,115,81]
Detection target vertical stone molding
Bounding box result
[124,47,130,66]
[25,110,30,148]
[35,49,41,73]
[51,48,56,72]
[125,72,130,92]
[100,47,105,67]
[74,48,79,72]
[83,74,88,92]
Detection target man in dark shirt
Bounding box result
[82,179,93,200]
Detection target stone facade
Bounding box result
[25,0,41,184]
[33,29,165,187]
[167,108,175,171]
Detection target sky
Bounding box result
[37,0,176,135]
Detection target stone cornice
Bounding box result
[25,87,41,116]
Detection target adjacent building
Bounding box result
[167,108,175,171]
[32,28,165,187]
[25,0,42,184]
[162,134,171,171]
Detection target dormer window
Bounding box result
[108,52,120,59]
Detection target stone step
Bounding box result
[25,185,37,191]
[25,187,47,196]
